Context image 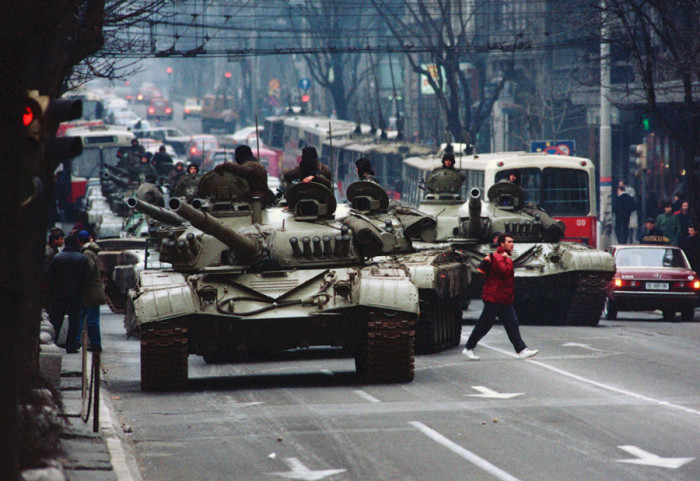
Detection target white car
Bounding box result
[109,108,141,127]
[231,126,264,145]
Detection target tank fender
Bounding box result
[406,263,467,298]
[131,285,198,325]
[355,266,420,315]
[560,248,616,272]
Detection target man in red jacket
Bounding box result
[462,232,539,360]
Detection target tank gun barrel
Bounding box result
[101,171,129,188]
[104,163,131,177]
[126,197,184,226]
[466,188,483,237]
[169,197,260,260]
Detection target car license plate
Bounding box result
[646,282,669,290]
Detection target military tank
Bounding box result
[126,172,420,391]
[417,180,615,326]
[343,180,468,353]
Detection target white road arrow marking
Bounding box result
[616,445,695,469]
[270,457,346,480]
[562,342,602,351]
[467,386,523,399]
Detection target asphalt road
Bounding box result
[100,303,700,481]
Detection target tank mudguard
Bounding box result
[130,271,198,325]
[561,248,615,272]
[356,267,420,315]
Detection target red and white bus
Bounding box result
[402,151,598,247]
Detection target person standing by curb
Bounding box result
[76,231,107,352]
[462,232,539,360]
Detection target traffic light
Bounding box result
[301,94,310,103]
[166,67,173,74]
[224,71,232,79]
[631,143,647,169]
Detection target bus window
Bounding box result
[71,147,102,179]
[541,168,589,215]
[102,146,122,167]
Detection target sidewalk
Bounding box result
[24,346,140,481]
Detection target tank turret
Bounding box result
[126,197,184,226]
[168,197,261,262]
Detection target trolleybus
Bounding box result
[402,151,598,246]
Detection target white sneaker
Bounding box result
[517,348,539,360]
[461,348,480,360]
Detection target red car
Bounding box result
[605,244,699,322]
[186,135,220,166]
[147,98,173,121]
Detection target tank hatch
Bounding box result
[346,180,389,213]
[285,181,337,220]
[486,180,525,210]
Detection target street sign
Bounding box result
[268,78,280,90]
[298,78,311,91]
[531,140,575,156]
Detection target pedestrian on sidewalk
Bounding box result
[47,234,89,353]
[462,232,539,360]
[76,231,106,352]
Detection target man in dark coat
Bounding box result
[282,146,332,189]
[638,218,666,244]
[214,144,269,201]
[151,145,174,176]
[47,234,90,353]
[613,185,636,244]
[679,224,700,273]
[76,231,107,352]
[462,233,539,361]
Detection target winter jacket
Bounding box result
[479,246,515,305]
[613,192,635,226]
[656,212,681,245]
[47,246,89,300]
[283,163,332,189]
[679,235,700,273]
[215,160,269,201]
[81,242,107,306]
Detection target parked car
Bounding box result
[147,98,173,121]
[183,97,202,119]
[186,135,220,166]
[136,83,162,103]
[201,149,235,172]
[605,244,699,322]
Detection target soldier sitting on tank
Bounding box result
[129,153,158,183]
[424,153,466,194]
[282,146,332,190]
[172,163,203,201]
[355,157,377,183]
[214,144,269,203]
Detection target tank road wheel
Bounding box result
[140,322,189,391]
[355,310,415,383]
[604,298,617,320]
[566,273,612,326]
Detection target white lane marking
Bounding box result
[409,422,523,481]
[562,342,602,351]
[476,340,700,417]
[616,445,695,469]
[269,457,346,480]
[100,388,141,481]
[467,386,523,399]
[320,369,333,376]
[353,389,381,403]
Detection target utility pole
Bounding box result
[598,1,613,249]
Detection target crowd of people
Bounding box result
[613,179,698,271]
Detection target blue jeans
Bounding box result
[49,297,83,351]
[75,305,102,350]
[465,301,527,353]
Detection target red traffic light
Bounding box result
[166,67,173,74]
[301,94,310,103]
[225,72,232,79]
[23,105,35,126]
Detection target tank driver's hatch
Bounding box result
[346,180,389,213]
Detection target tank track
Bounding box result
[565,272,612,326]
[356,310,415,383]
[415,292,462,354]
[140,321,189,391]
